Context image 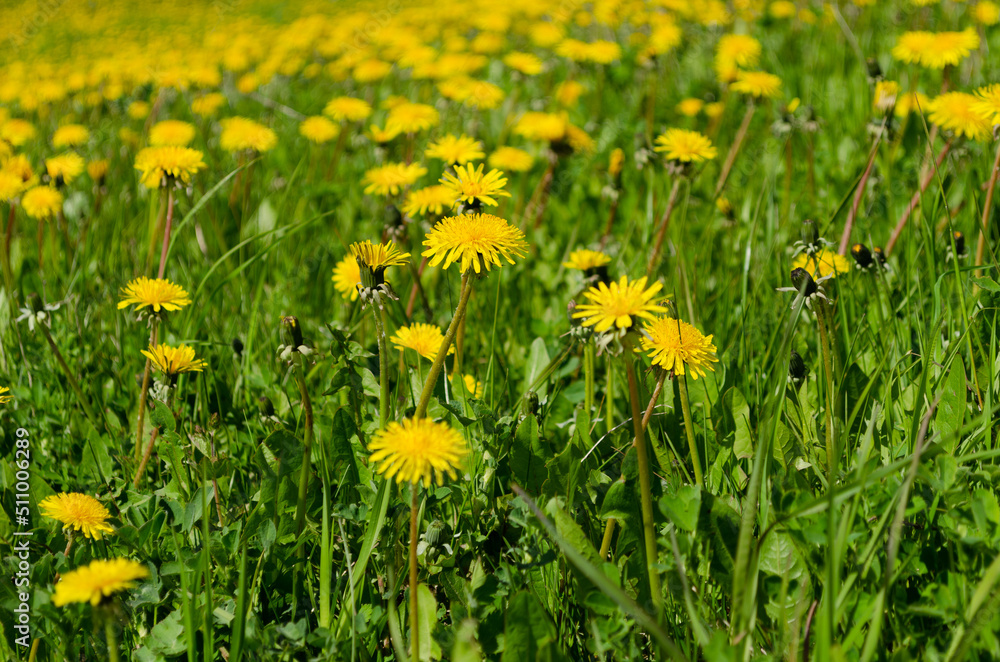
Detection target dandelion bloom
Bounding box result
[503,52,544,75]
[127,101,151,119]
[2,154,35,185]
[425,134,485,165]
[451,373,483,398]
[368,418,467,487]
[873,81,901,114]
[38,493,114,540]
[191,93,226,117]
[0,385,12,404]
[715,34,761,82]
[893,29,978,69]
[895,91,931,117]
[653,129,718,163]
[220,117,278,153]
[440,163,510,208]
[730,71,782,98]
[927,92,992,142]
[386,102,440,134]
[149,120,196,147]
[972,85,1000,126]
[350,240,410,273]
[117,277,192,313]
[324,96,372,122]
[641,317,719,380]
[21,186,63,220]
[52,559,149,607]
[134,146,206,188]
[403,185,454,217]
[390,323,454,360]
[422,213,528,273]
[52,124,89,148]
[367,124,401,144]
[563,249,611,271]
[362,162,427,196]
[1,119,36,146]
[0,171,26,202]
[791,249,851,279]
[332,255,362,301]
[45,152,85,184]
[514,111,570,142]
[677,98,705,117]
[488,147,535,173]
[572,275,668,333]
[973,1,1000,25]
[87,159,109,183]
[299,116,340,144]
[142,343,207,377]
[556,81,586,107]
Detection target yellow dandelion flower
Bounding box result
[791,249,851,279]
[706,101,726,119]
[390,323,454,360]
[556,81,586,107]
[149,120,196,147]
[895,91,931,117]
[0,171,24,202]
[770,0,797,18]
[386,102,440,134]
[503,52,544,75]
[641,317,719,380]
[873,80,901,114]
[350,240,410,272]
[425,134,485,165]
[220,117,278,153]
[117,277,192,313]
[676,98,705,117]
[928,92,992,141]
[730,70,783,98]
[21,186,63,220]
[332,255,362,301]
[38,493,114,540]
[87,159,109,183]
[52,124,89,148]
[973,1,1000,25]
[367,124,401,144]
[142,343,207,377]
[715,34,761,82]
[299,116,340,144]
[563,249,612,271]
[368,418,467,487]
[134,146,206,188]
[362,162,427,196]
[451,373,483,398]
[440,162,511,208]
[654,129,718,163]
[52,558,149,607]
[0,385,12,404]
[609,148,625,177]
[191,93,226,118]
[572,275,668,333]
[45,152,85,184]
[1,119,36,146]
[514,112,570,142]
[127,101,151,120]
[894,29,978,69]
[324,96,373,122]
[488,147,535,173]
[403,185,455,217]
[972,85,1000,126]
[566,125,595,153]
[422,213,528,273]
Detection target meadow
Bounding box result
[2,0,1000,659]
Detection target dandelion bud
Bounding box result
[281,316,304,349]
[872,246,887,268]
[790,267,818,297]
[232,337,244,356]
[952,231,965,256]
[866,57,883,81]
[789,349,807,383]
[851,243,873,269]
[800,219,820,251]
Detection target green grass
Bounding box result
[2,0,1000,660]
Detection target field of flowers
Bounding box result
[2,0,1000,659]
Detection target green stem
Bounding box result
[156,187,174,279]
[373,305,391,428]
[605,357,615,437]
[622,339,662,612]
[599,517,616,560]
[105,614,119,662]
[414,272,473,419]
[715,103,756,198]
[676,373,703,487]
[135,322,159,461]
[40,323,99,428]
[815,305,836,475]
[646,178,683,278]
[293,351,315,536]
[583,342,595,417]
[409,486,420,662]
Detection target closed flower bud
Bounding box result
[789,349,807,383]
[851,243,873,269]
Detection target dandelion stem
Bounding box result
[409,486,420,662]
[676,372,703,487]
[372,303,391,428]
[647,178,683,277]
[414,272,473,419]
[622,338,662,612]
[156,187,174,279]
[840,118,888,255]
[599,517,616,560]
[292,348,315,538]
[815,303,837,476]
[105,615,120,662]
[583,342,595,416]
[975,137,1000,277]
[40,323,99,428]
[133,385,172,488]
[37,220,44,272]
[715,103,756,198]
[886,138,953,256]
[135,322,159,461]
